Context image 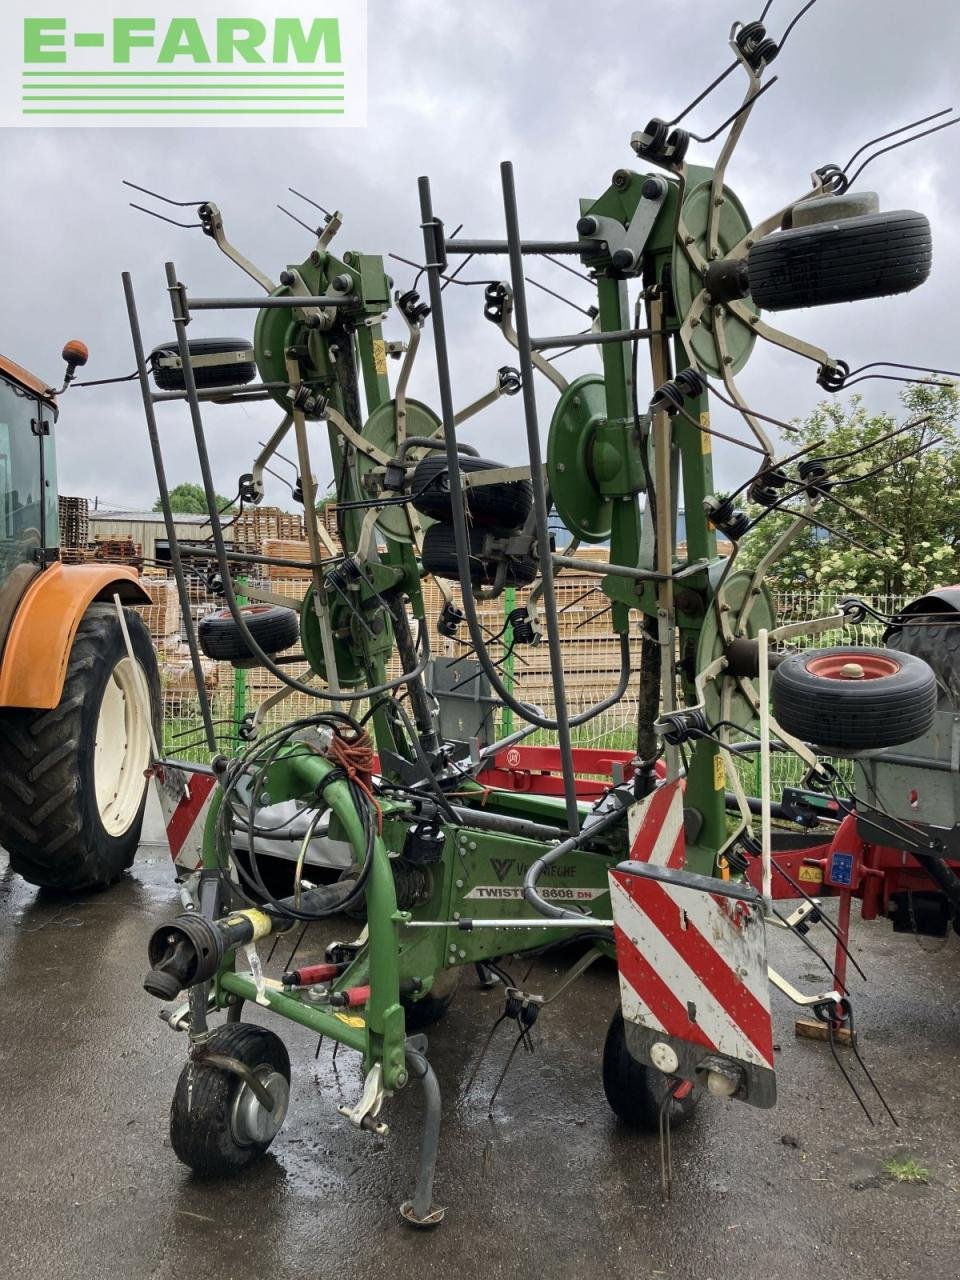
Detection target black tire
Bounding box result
[198,604,299,662]
[170,1024,290,1177]
[747,210,932,310]
[0,604,160,892]
[602,1011,700,1131]
[150,338,257,391]
[411,456,533,530]
[402,969,462,1031]
[885,596,960,707]
[421,523,537,588]
[771,645,937,751]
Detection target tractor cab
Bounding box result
[0,353,60,653]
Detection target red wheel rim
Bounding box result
[805,653,901,681]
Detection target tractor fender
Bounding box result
[0,563,152,710]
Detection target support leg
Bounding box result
[399,1044,445,1228]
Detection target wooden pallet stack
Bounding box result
[136,578,181,642]
[233,507,305,556]
[58,495,89,551]
[92,536,143,568]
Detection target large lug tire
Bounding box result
[150,338,257,391]
[170,1024,291,1176]
[771,645,937,751]
[602,1011,701,1131]
[884,597,960,707]
[411,456,533,530]
[747,210,932,310]
[421,523,537,588]
[0,604,160,892]
[198,603,299,662]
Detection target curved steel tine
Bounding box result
[122,178,208,207]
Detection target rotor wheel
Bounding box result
[355,398,444,543]
[673,180,758,377]
[546,374,612,543]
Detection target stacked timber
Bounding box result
[58,495,89,550]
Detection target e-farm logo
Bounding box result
[1,2,366,127]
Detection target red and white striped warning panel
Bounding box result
[154,766,217,874]
[609,859,776,1108]
[627,778,685,869]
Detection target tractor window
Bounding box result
[0,380,44,580]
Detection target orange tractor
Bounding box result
[0,344,160,891]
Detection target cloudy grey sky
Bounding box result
[1,0,958,514]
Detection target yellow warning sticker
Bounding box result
[799,864,824,884]
[700,411,711,453]
[713,753,725,790]
[373,339,387,376]
[226,909,272,940]
[334,1012,366,1028]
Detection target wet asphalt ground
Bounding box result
[1,830,959,1280]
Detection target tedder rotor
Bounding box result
[127,3,952,1222]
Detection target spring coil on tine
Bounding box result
[797,458,833,496]
[635,117,691,165]
[704,494,751,540]
[838,596,869,625]
[815,164,849,195]
[667,128,691,163]
[748,467,788,506]
[397,288,431,325]
[507,606,539,646]
[658,707,710,746]
[484,281,509,324]
[325,555,362,595]
[817,359,850,392]
[498,366,522,396]
[650,368,707,415]
[437,601,465,639]
[734,20,779,70]
[642,117,671,154]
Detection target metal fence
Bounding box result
[140,581,908,794]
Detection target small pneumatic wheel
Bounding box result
[771,645,937,751]
[170,1024,291,1176]
[198,603,300,663]
[602,1010,700,1131]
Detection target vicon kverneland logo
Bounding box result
[2,2,367,127]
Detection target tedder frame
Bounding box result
[129,3,952,1223]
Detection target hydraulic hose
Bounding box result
[522,803,630,921]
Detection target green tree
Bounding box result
[154,482,235,515]
[738,383,960,598]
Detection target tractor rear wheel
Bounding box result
[0,603,160,892]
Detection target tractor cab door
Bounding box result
[0,373,58,655]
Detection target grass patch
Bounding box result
[883,1157,929,1184]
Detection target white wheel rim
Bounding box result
[93,656,151,837]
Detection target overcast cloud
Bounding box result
[1,0,957,514]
